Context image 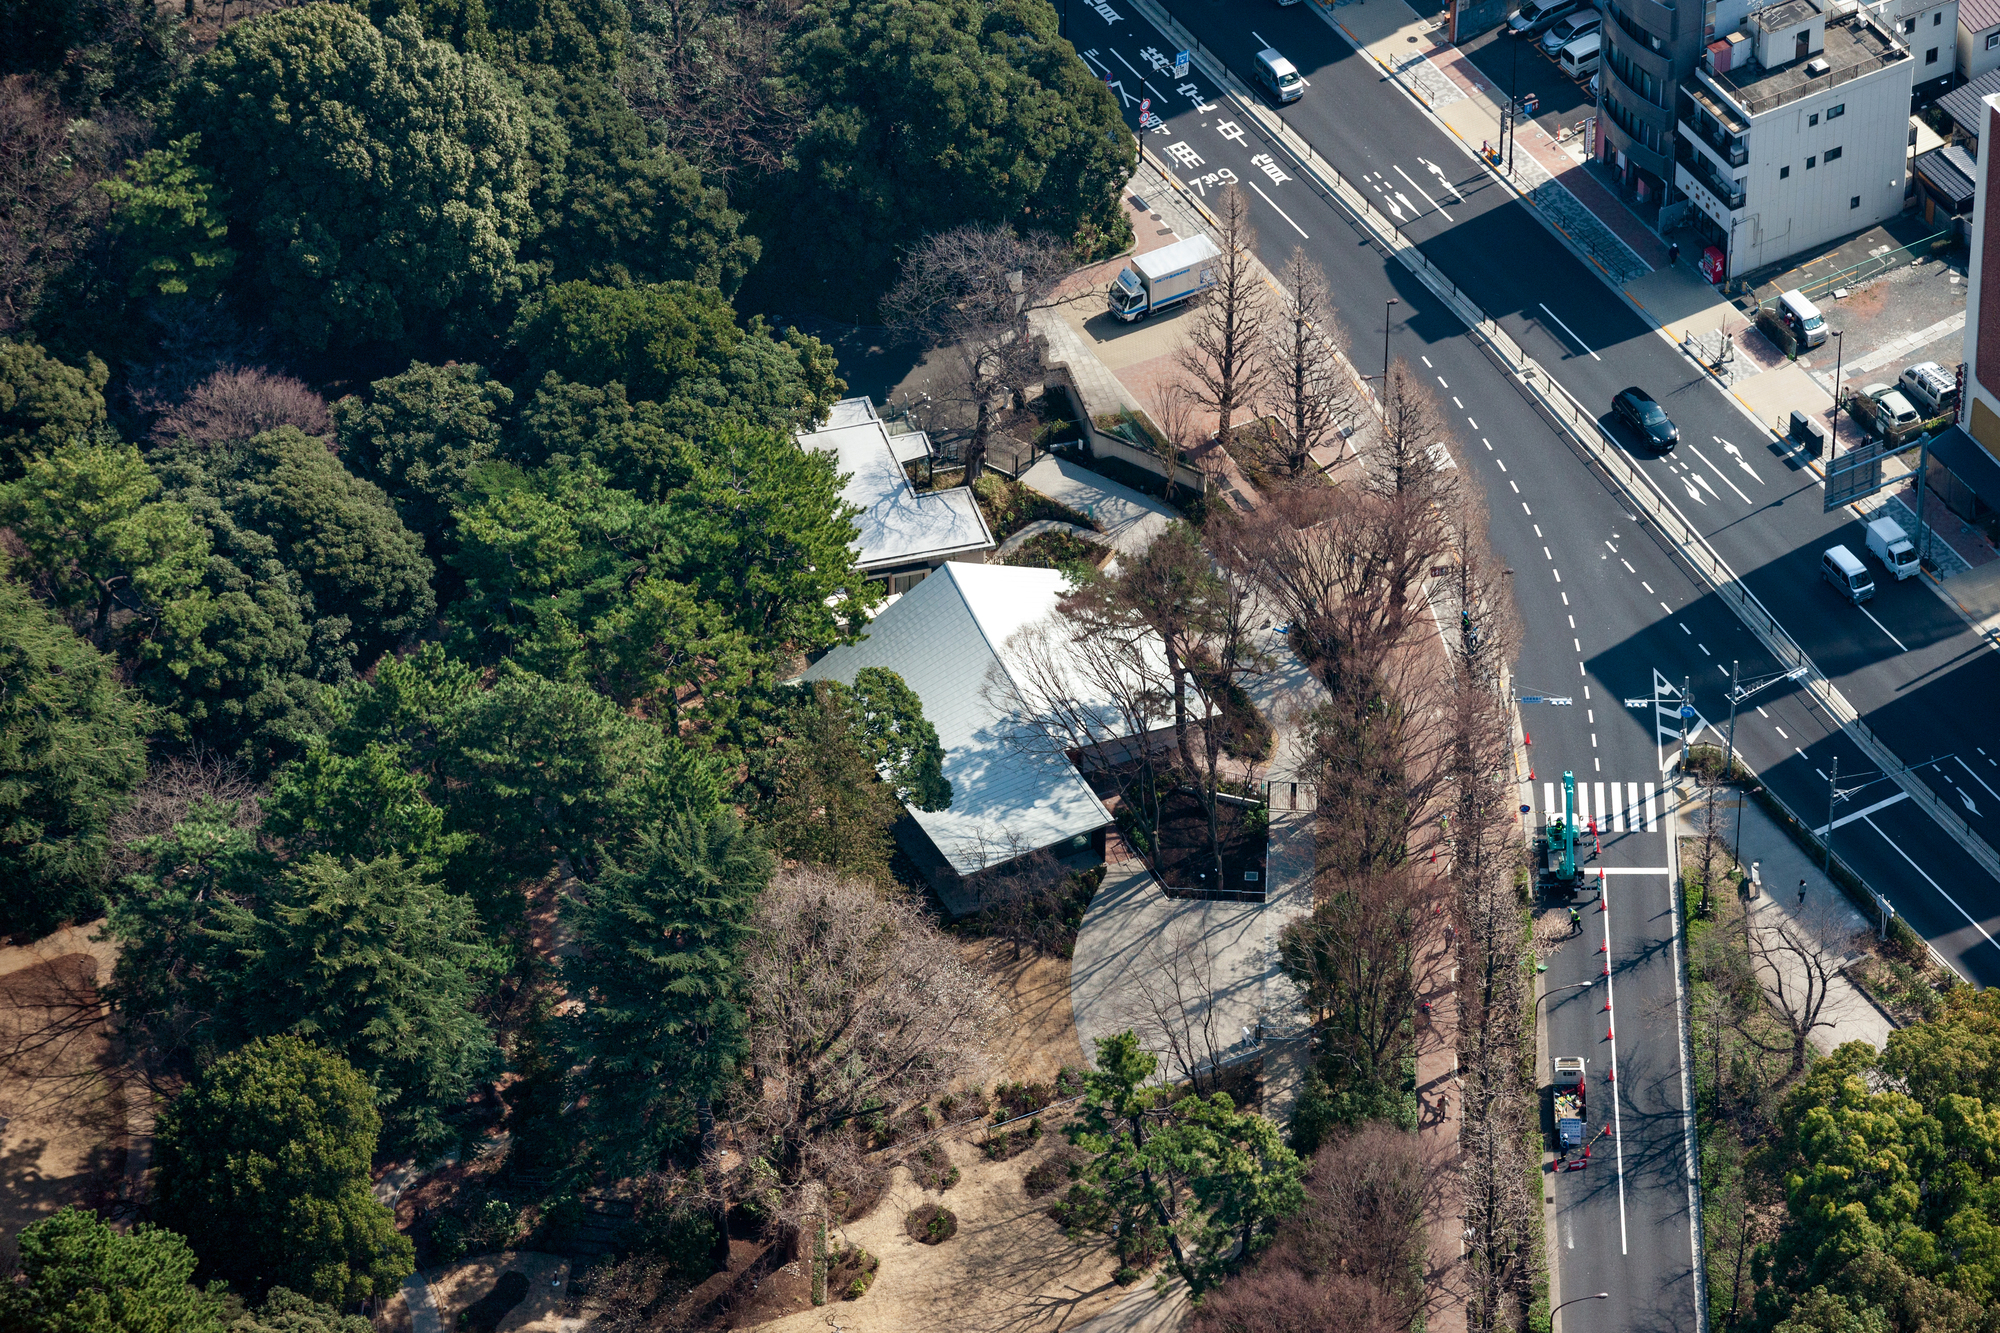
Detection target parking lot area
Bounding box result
[1456,22,1595,140]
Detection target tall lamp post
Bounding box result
[1382,297,1399,390]
[1553,1293,1610,1325]
[1539,980,1594,1007]
[1829,328,1845,438]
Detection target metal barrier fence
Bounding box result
[1754,228,1953,305]
[1128,0,2000,896]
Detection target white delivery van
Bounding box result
[1254,48,1304,103]
[1559,31,1601,79]
[1821,544,1875,604]
[1865,516,1920,579]
[1777,290,1828,350]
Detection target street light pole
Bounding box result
[1824,755,1839,873]
[1552,1293,1610,1325]
[1383,297,1399,390]
[1539,980,1595,1007]
[1722,659,1741,783]
[1829,328,1845,436]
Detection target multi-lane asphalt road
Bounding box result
[1076,0,2000,980]
[1069,0,2000,1324]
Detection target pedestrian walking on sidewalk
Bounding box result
[1669,242,1680,266]
[1798,878,1808,905]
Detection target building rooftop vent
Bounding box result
[1806,56,1831,73]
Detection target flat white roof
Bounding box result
[799,398,994,570]
[802,562,1120,877]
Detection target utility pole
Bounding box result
[1824,755,1839,873]
[1722,660,1741,782]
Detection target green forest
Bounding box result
[0,0,1140,1324]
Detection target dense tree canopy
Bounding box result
[172,5,542,353]
[567,799,771,1165]
[1769,994,2000,1322]
[0,580,147,934]
[153,1037,415,1306]
[0,1207,225,1333]
[110,813,501,1151]
[750,0,1134,303]
[331,361,516,549]
[0,339,108,478]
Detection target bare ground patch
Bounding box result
[0,927,142,1262]
[958,942,1086,1087]
[749,1131,1126,1333]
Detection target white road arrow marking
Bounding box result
[1718,438,1763,484]
[1683,478,1705,504]
[1419,155,1464,202]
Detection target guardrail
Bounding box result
[1126,0,2000,897]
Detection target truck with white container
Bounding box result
[1865,515,1920,580]
[1107,235,1221,322]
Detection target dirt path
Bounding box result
[0,926,141,1261]
[1417,909,1469,1333]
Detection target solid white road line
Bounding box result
[1863,815,2000,960]
[1603,884,1629,1255]
[1394,163,1454,220]
[1957,756,2000,805]
[1859,605,1909,652]
[1247,180,1309,237]
[1813,790,1909,834]
[1686,442,1752,505]
[1538,302,1602,361]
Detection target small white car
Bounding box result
[1862,383,1920,430]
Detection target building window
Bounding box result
[1903,16,1916,30]
[1928,46,1940,62]
[1810,112,1820,125]
[1989,31,1999,48]
[1825,145,1842,161]
[1781,164,1791,178]
[1851,195,1861,207]
[1827,103,1845,119]
[1936,11,1944,24]
[889,569,928,594]
[1807,155,1816,168]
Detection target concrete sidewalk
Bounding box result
[1698,792,1897,1053]
[1020,455,1177,556]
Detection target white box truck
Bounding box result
[1865,516,1920,580]
[1107,235,1221,322]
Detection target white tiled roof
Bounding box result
[801,562,1118,876]
[799,398,994,570]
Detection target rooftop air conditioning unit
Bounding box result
[1806,57,1831,74]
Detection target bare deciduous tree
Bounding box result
[1744,900,1857,1077]
[1262,248,1360,479]
[620,0,808,185]
[0,76,113,333]
[1064,524,1261,888]
[108,750,262,875]
[1175,185,1268,448]
[736,867,999,1226]
[1114,919,1233,1095]
[150,365,331,446]
[883,224,1070,484]
[1281,865,1433,1090]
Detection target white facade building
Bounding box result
[1677,0,1913,278]
[1874,0,1958,93]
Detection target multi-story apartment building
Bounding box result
[1599,0,1706,205]
[1670,0,1913,276]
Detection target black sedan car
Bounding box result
[1613,386,1679,451]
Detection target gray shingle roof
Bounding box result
[802,562,1117,876]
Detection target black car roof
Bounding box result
[1620,386,1653,401]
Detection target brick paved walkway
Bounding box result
[1417,898,1469,1333]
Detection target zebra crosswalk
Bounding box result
[1538,780,1660,834]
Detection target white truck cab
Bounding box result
[1865,516,1920,580]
